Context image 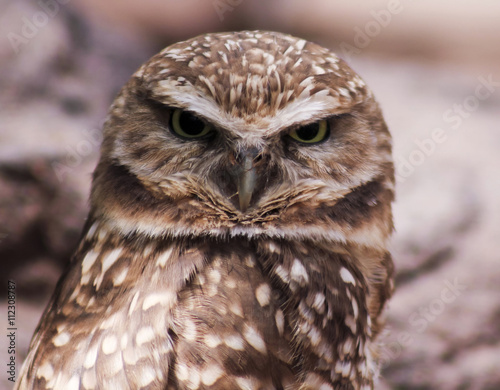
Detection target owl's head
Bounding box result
[91,31,394,247]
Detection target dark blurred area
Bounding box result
[1,1,499,389]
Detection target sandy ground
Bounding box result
[1,1,499,389]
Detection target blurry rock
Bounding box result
[0,159,86,298]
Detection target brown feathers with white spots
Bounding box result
[17,30,394,390]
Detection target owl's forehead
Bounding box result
[136,31,369,133]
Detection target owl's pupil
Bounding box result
[296,123,319,141]
[179,112,205,135]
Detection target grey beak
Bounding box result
[232,147,262,212]
[237,154,257,212]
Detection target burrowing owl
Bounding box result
[17,31,394,389]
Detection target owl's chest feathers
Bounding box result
[172,238,374,386]
[56,231,375,387]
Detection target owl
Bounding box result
[16,31,394,390]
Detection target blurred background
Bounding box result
[1,0,499,388]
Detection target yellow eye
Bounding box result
[289,120,330,144]
[170,109,213,139]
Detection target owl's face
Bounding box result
[92,31,393,244]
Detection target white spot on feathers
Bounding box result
[84,343,99,369]
[142,291,176,310]
[207,268,221,283]
[105,351,123,376]
[275,309,285,336]
[36,362,54,381]
[302,373,333,390]
[335,360,352,377]
[81,251,99,274]
[201,364,223,386]
[112,267,128,286]
[204,333,222,348]
[128,292,140,316]
[52,332,70,347]
[274,265,290,284]
[224,334,245,351]
[85,222,99,239]
[156,246,174,268]
[345,315,357,334]
[266,241,280,254]
[308,325,321,347]
[255,283,271,307]
[136,326,155,346]
[352,297,359,319]
[291,259,309,285]
[340,267,356,286]
[229,300,244,317]
[101,335,118,355]
[137,366,156,387]
[236,376,260,390]
[66,375,80,390]
[101,248,123,274]
[312,292,326,313]
[183,319,198,341]
[243,325,267,354]
[82,370,97,389]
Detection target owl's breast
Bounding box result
[171,239,296,387]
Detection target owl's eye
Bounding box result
[169,109,213,139]
[289,120,330,144]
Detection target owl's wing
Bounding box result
[16,224,204,390]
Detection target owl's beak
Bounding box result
[231,147,261,212]
[237,157,257,212]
